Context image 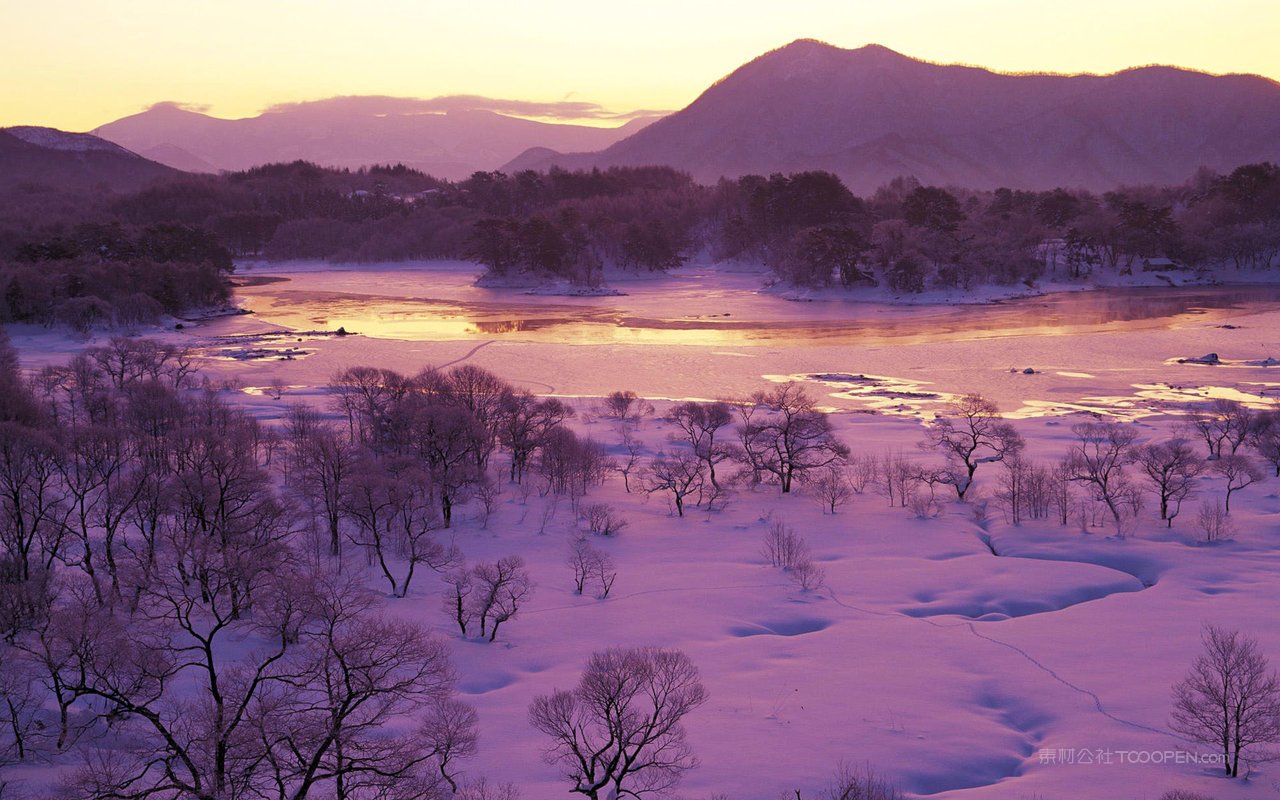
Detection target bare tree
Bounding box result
[538,429,611,500]
[1171,624,1280,777]
[846,453,877,495]
[0,423,64,582]
[612,424,644,493]
[329,366,413,445]
[804,463,854,514]
[440,364,514,470]
[51,528,296,800]
[581,503,628,536]
[498,391,573,484]
[403,401,486,527]
[458,777,522,800]
[567,538,616,598]
[877,451,918,509]
[761,519,808,570]
[1213,454,1264,514]
[594,553,617,599]
[739,384,849,493]
[1250,409,1280,477]
[997,454,1030,525]
[642,452,706,516]
[474,472,503,528]
[1187,399,1258,459]
[87,337,196,391]
[342,455,459,598]
[1196,499,1234,543]
[468,557,534,642]
[442,569,474,637]
[529,647,708,799]
[1066,422,1140,533]
[602,390,652,422]
[567,538,596,595]
[1135,439,1205,527]
[790,559,827,592]
[1050,459,1073,526]
[668,401,735,490]
[0,641,46,767]
[249,573,475,798]
[285,404,353,557]
[920,393,1024,499]
[758,519,826,591]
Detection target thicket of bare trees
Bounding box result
[567,538,616,598]
[1187,399,1258,459]
[1066,422,1143,534]
[444,557,535,642]
[0,338,480,799]
[761,519,825,590]
[995,455,1056,526]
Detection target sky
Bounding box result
[3,0,1278,131]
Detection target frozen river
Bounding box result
[232,261,1280,348]
[201,261,1280,421]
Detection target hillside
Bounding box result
[504,39,1280,192]
[0,126,181,192]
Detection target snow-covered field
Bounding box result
[8,260,1280,798]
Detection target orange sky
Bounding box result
[3,0,1277,131]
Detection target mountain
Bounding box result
[503,39,1280,192]
[0,126,180,191]
[93,98,660,179]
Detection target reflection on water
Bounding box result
[238,281,1280,347]
[470,318,577,334]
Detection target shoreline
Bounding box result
[232,257,1280,310]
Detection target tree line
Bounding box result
[6,159,1280,303]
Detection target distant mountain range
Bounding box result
[92,98,659,179]
[504,39,1280,193]
[9,41,1280,194]
[0,126,178,191]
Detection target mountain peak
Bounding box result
[769,39,912,63]
[741,39,920,82]
[556,40,1280,194]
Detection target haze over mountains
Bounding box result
[92,98,660,180]
[506,39,1280,192]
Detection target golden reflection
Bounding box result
[236,280,1280,349]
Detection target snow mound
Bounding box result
[727,617,833,637]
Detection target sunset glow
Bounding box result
[3,0,1278,130]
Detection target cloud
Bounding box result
[260,95,666,122]
[145,100,212,113]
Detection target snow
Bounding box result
[400,409,1279,799]
[6,259,1280,798]
[3,125,133,154]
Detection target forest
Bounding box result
[2,159,1280,328]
